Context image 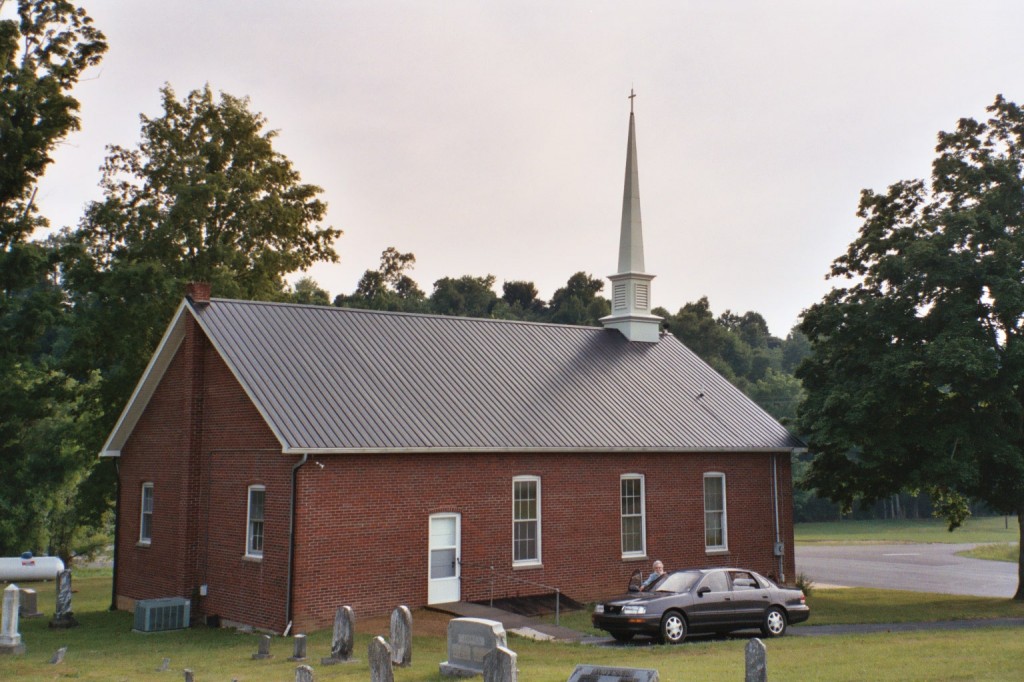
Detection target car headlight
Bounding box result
[593,604,604,614]
[622,605,646,615]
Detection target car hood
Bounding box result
[600,591,683,606]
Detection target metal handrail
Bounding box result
[458,562,562,626]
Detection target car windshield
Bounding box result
[653,570,702,593]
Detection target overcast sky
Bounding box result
[20,1,1024,335]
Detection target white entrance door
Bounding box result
[428,513,461,604]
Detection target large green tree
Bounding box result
[797,95,1024,597]
[58,85,340,548]
[0,1,106,559]
[62,84,340,416]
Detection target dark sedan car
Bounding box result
[592,567,809,643]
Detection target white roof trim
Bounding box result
[99,300,189,457]
[99,299,293,458]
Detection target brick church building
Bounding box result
[101,102,804,633]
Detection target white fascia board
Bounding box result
[99,300,191,457]
[283,446,804,455]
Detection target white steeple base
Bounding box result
[600,313,663,343]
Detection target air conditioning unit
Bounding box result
[133,597,191,633]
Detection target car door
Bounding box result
[727,570,770,626]
[687,570,733,631]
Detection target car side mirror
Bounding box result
[697,586,710,597]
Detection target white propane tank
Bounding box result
[0,552,65,581]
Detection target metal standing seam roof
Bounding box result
[184,298,803,454]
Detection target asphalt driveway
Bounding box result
[796,543,1018,597]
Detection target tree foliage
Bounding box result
[0,1,106,558]
[797,95,1024,597]
[61,84,340,418]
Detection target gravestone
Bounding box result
[295,664,314,682]
[567,665,660,682]
[19,588,42,618]
[369,636,394,682]
[183,670,195,682]
[0,584,25,655]
[390,605,413,666]
[289,633,308,662]
[483,645,517,682]
[157,657,170,671]
[253,633,273,659]
[745,638,767,682]
[321,605,356,665]
[50,646,67,664]
[440,617,507,677]
[49,569,78,628]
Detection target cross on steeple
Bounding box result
[628,88,636,113]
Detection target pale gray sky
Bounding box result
[22,1,1024,335]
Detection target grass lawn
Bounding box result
[4,574,1024,681]
[958,543,1020,563]
[795,515,1020,544]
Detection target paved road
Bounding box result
[796,543,1018,597]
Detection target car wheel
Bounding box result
[761,606,787,637]
[610,631,634,643]
[660,611,687,644]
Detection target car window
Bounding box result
[654,571,701,593]
[729,571,759,590]
[698,571,729,593]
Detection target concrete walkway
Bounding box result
[427,601,587,642]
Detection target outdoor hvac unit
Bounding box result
[133,597,191,633]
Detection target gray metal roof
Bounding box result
[182,298,802,454]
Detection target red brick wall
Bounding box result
[116,315,798,634]
[290,450,795,631]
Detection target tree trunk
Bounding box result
[1015,510,1024,600]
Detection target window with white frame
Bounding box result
[246,485,266,558]
[139,483,154,544]
[704,473,727,550]
[512,476,541,565]
[620,474,646,556]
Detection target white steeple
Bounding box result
[600,90,663,343]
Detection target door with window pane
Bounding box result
[428,513,461,604]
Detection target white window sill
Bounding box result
[622,554,648,562]
[242,554,263,563]
[705,547,729,555]
[512,562,542,570]
[136,541,151,548]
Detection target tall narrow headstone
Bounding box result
[483,646,517,682]
[0,584,25,655]
[289,633,308,662]
[390,605,413,667]
[49,569,78,628]
[253,633,273,659]
[295,664,314,682]
[745,638,767,682]
[50,646,67,664]
[157,657,170,671]
[19,588,42,618]
[321,605,356,665]
[369,636,394,682]
[183,670,195,682]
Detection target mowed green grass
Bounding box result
[959,543,1020,563]
[4,574,1024,681]
[795,515,1020,544]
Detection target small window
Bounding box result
[620,474,646,557]
[704,473,727,551]
[139,483,154,544]
[247,485,266,558]
[512,476,541,565]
